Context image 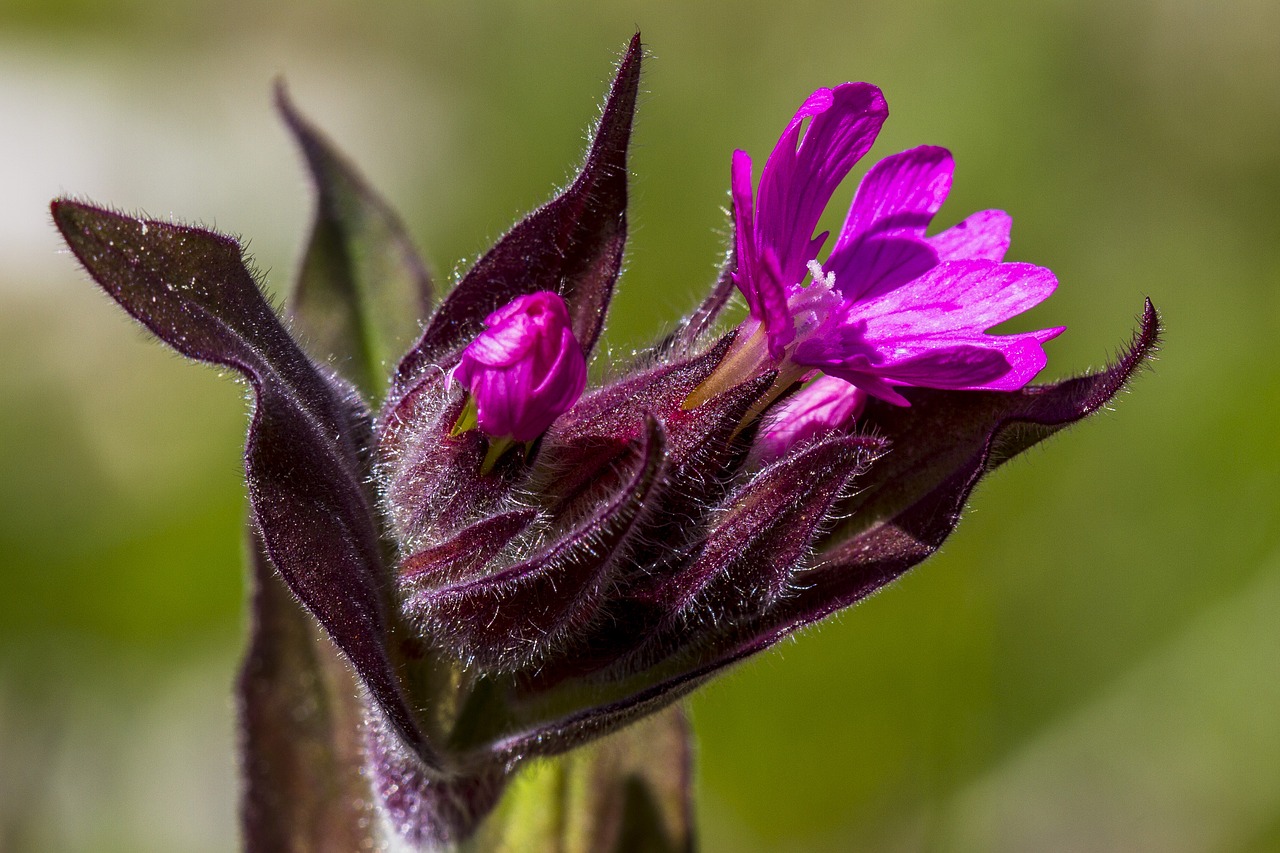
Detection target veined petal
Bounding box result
[792,259,1061,403]
[730,149,758,301]
[731,150,795,353]
[461,318,536,367]
[825,234,940,305]
[753,375,868,464]
[855,260,1059,336]
[824,146,953,301]
[453,292,587,442]
[834,145,954,249]
[929,209,1012,262]
[755,83,888,290]
[856,339,1031,391]
[870,328,1061,391]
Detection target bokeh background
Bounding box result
[3,1,1278,850]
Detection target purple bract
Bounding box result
[51,34,1158,850]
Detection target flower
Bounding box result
[51,33,1158,850]
[451,290,587,442]
[753,374,867,465]
[725,84,1063,406]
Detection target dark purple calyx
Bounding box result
[401,418,666,671]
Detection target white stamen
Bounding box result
[806,259,836,291]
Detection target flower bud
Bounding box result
[755,374,866,464]
[451,291,587,442]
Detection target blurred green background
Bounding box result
[2,1,1278,850]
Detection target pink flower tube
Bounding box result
[755,375,868,465]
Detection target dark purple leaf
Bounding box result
[399,509,537,585]
[402,418,666,670]
[654,433,885,615]
[51,199,436,766]
[366,711,510,850]
[278,83,434,403]
[390,33,643,404]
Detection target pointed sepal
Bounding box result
[391,34,643,400]
[658,432,885,617]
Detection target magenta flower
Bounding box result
[451,290,587,442]
[754,375,867,465]
[728,83,1063,406]
[50,34,1158,849]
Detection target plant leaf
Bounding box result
[51,199,437,766]
[237,530,374,853]
[278,83,434,403]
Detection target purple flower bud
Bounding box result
[755,375,867,465]
[451,291,587,442]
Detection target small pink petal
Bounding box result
[754,375,867,463]
[834,145,954,251]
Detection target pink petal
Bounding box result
[928,209,1012,262]
[814,332,1054,402]
[454,291,588,440]
[825,234,939,303]
[755,375,867,463]
[854,260,1058,336]
[755,83,888,291]
[834,145,954,250]
[825,146,953,301]
[464,314,536,366]
[730,149,757,286]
